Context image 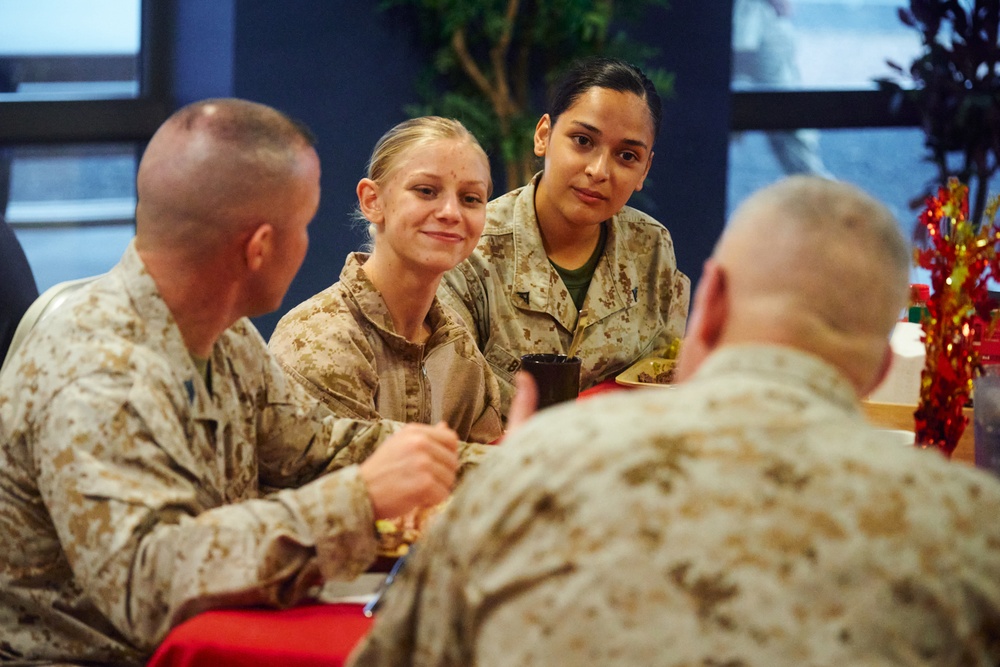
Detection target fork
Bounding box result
[362,549,411,618]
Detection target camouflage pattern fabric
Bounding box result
[350,346,1000,666]
[270,253,503,444]
[439,173,690,418]
[0,242,403,665]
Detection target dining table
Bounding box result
[146,377,982,667]
[146,602,374,667]
[861,400,976,465]
[583,378,979,463]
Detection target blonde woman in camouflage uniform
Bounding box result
[0,99,467,665]
[270,117,503,444]
[440,57,691,418]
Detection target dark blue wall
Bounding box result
[171,0,234,106]
[172,1,732,339]
[234,2,427,337]
[640,2,733,297]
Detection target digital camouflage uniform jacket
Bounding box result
[439,173,690,417]
[0,243,404,666]
[350,346,1000,666]
[270,253,503,444]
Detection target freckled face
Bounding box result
[369,138,490,276]
[533,87,655,231]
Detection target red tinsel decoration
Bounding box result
[914,178,1000,456]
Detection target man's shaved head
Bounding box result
[135,98,317,258]
[681,176,910,394]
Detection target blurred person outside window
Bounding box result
[731,0,833,178]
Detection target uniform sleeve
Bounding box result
[348,430,574,667]
[457,441,493,477]
[464,371,504,446]
[34,371,381,651]
[465,398,503,445]
[276,355,380,422]
[662,266,691,349]
[264,326,488,483]
[439,260,491,349]
[243,323,400,489]
[346,504,474,667]
[649,229,691,357]
[269,300,381,422]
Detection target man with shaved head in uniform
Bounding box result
[0,99,468,665]
[351,176,1000,666]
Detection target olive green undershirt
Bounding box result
[191,356,212,395]
[550,222,608,312]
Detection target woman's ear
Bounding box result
[533,115,552,157]
[245,223,273,272]
[357,178,383,225]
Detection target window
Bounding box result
[0,0,141,100]
[728,0,979,285]
[731,0,922,93]
[6,144,138,286]
[729,126,941,240]
[1,0,168,291]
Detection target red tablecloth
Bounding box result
[147,603,372,667]
[579,377,628,399]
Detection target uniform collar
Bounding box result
[340,251,451,351]
[116,241,227,420]
[509,172,639,332]
[691,344,861,414]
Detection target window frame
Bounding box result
[727,0,923,136]
[731,89,920,132]
[0,0,171,145]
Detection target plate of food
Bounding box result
[615,357,677,388]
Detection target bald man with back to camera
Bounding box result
[0,99,475,666]
[350,176,1000,666]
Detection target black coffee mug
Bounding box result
[519,353,582,410]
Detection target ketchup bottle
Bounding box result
[907,283,930,324]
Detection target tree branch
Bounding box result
[450,28,503,113]
[488,0,521,119]
[513,42,530,110]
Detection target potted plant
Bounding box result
[880,0,1000,227]
[378,0,672,192]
